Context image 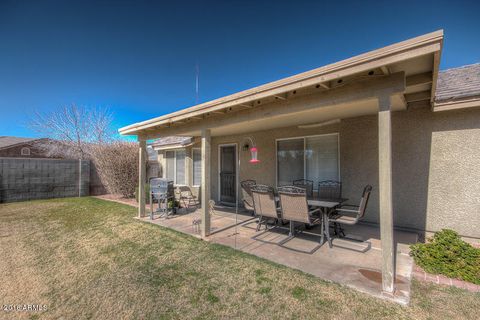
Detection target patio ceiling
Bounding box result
[119,30,443,138]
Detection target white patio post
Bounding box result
[138,137,147,218]
[201,128,211,238]
[378,94,395,295]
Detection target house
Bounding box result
[120,30,480,295]
[0,136,50,158]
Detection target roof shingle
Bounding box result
[0,136,40,149]
[435,63,480,102]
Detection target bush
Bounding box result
[90,141,139,198]
[410,229,480,284]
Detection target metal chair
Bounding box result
[293,179,314,198]
[240,180,256,214]
[277,186,324,252]
[318,180,342,200]
[149,178,174,219]
[175,186,200,210]
[328,185,372,237]
[251,184,280,231]
[277,186,321,236]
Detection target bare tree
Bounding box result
[29,105,114,159]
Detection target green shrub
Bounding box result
[410,229,480,284]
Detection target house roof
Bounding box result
[149,136,193,149]
[119,30,443,136]
[0,136,41,149]
[435,63,480,101]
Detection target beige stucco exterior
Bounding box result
[154,106,480,239]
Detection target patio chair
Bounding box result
[328,185,372,237]
[318,180,342,200]
[175,186,200,210]
[251,184,280,231]
[277,186,321,236]
[292,179,314,198]
[318,180,342,234]
[240,179,256,214]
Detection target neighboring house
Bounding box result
[121,30,480,294]
[0,136,51,158]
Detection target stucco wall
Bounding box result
[207,107,480,238]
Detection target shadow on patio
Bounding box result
[139,205,417,304]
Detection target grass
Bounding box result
[0,197,479,319]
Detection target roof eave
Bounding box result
[433,96,480,112]
[120,30,444,136]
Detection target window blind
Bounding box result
[165,151,175,181]
[193,149,202,186]
[175,150,186,185]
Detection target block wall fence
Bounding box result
[0,158,92,203]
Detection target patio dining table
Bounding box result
[307,198,348,248]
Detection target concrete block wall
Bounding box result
[0,158,90,203]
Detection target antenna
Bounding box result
[195,63,199,104]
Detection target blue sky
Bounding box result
[1,0,479,138]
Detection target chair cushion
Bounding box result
[329,214,357,225]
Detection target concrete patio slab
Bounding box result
[138,206,418,305]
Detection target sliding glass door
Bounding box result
[277,139,304,186]
[277,134,339,188]
[305,135,339,187]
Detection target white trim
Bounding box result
[153,144,192,151]
[217,143,238,205]
[433,97,480,112]
[275,133,340,188]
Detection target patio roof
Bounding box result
[119,30,443,137]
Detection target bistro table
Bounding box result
[307,198,348,248]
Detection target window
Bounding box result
[192,148,202,186]
[21,147,30,156]
[165,149,186,185]
[175,150,186,185]
[165,151,175,181]
[277,134,339,188]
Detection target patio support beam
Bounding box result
[377,94,395,295]
[201,128,211,238]
[138,137,147,218]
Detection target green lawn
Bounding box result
[0,197,479,319]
